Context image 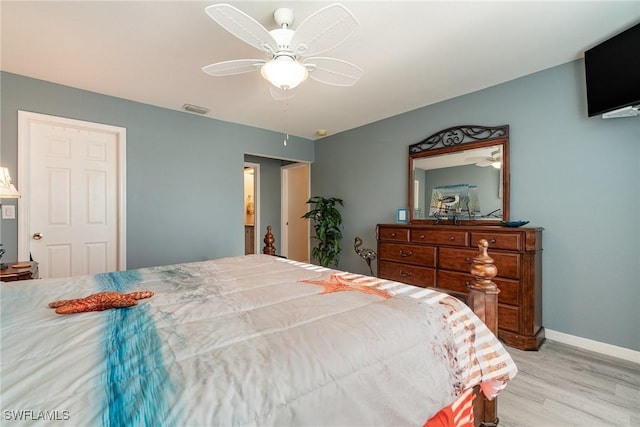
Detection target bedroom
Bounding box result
[1,1,639,425]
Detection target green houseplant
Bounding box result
[301,196,344,268]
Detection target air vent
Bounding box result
[182,104,210,115]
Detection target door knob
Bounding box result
[32,232,43,240]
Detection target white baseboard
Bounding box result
[545,329,640,364]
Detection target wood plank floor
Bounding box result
[498,340,640,426]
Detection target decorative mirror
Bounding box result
[409,125,509,224]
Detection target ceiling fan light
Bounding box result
[261,57,308,90]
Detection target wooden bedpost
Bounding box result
[468,238,500,427]
[468,239,499,334]
[263,226,276,256]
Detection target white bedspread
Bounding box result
[1,255,516,426]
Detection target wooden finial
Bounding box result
[469,239,498,291]
[263,225,276,256]
[466,239,500,337]
[467,239,500,331]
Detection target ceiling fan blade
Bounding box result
[202,59,265,76]
[205,4,277,54]
[475,159,494,167]
[269,85,296,100]
[304,57,363,86]
[291,3,358,57]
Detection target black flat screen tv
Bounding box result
[584,23,640,117]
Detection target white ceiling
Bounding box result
[2,1,639,140]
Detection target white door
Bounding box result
[281,163,309,262]
[18,112,126,278]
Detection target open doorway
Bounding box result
[243,155,309,260]
[243,163,259,254]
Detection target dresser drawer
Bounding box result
[379,242,435,266]
[436,270,519,305]
[436,271,521,333]
[438,247,520,279]
[435,270,468,294]
[378,227,410,242]
[495,278,519,306]
[411,230,469,246]
[498,304,519,333]
[471,232,522,251]
[378,261,435,288]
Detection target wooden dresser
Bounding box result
[377,223,544,350]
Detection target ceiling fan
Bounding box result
[202,3,363,100]
[466,149,503,168]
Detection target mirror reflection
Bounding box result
[413,145,503,220]
[408,125,509,224]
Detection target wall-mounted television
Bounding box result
[584,22,640,118]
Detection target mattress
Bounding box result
[0,254,516,426]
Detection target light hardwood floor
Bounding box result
[498,340,640,426]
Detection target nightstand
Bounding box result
[0,262,39,282]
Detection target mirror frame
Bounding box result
[408,124,510,225]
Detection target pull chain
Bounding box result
[283,89,290,146]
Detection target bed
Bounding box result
[1,228,516,427]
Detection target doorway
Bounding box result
[243,163,259,254]
[242,155,309,260]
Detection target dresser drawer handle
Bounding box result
[489,238,497,243]
[399,250,413,257]
[399,270,413,277]
[448,236,455,241]
[464,257,472,264]
[418,234,425,239]
[390,232,396,237]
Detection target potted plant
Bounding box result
[301,196,343,268]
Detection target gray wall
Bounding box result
[312,60,640,352]
[0,72,314,268]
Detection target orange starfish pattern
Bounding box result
[48,291,154,315]
[301,273,390,299]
